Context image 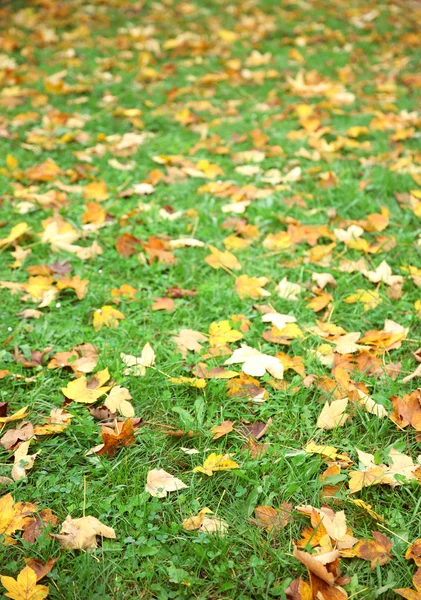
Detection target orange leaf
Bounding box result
[353,531,392,569]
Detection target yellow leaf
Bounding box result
[0,493,37,543]
[61,368,111,404]
[0,406,29,424]
[83,180,109,201]
[0,223,29,247]
[193,453,240,476]
[6,154,18,170]
[183,508,228,535]
[235,274,270,299]
[344,289,381,311]
[204,245,241,271]
[56,275,89,300]
[209,320,243,346]
[168,376,206,389]
[1,565,49,600]
[93,306,125,331]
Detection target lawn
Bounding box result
[1,0,421,598]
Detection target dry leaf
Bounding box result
[224,344,284,379]
[193,453,240,476]
[120,343,155,376]
[0,565,49,600]
[54,515,115,550]
[352,531,392,569]
[93,306,125,331]
[61,368,110,404]
[145,469,188,497]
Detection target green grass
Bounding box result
[1,0,421,598]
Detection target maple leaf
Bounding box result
[0,493,38,544]
[349,448,421,493]
[226,373,268,403]
[22,508,58,543]
[120,343,155,376]
[317,399,350,430]
[98,419,136,457]
[83,180,109,201]
[0,222,29,247]
[211,420,234,440]
[406,540,421,567]
[193,453,240,476]
[276,277,302,300]
[225,344,284,379]
[173,329,207,358]
[235,274,270,299]
[209,320,243,346]
[12,441,39,482]
[104,386,134,417]
[1,565,49,600]
[1,422,34,450]
[352,531,392,569]
[62,368,110,404]
[26,158,61,181]
[54,515,116,550]
[115,233,142,257]
[145,469,188,497]
[204,245,241,271]
[344,289,381,311]
[55,275,89,300]
[252,504,292,533]
[182,508,229,535]
[390,390,421,432]
[93,306,125,331]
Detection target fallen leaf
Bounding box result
[211,420,234,440]
[224,344,284,379]
[193,453,240,476]
[235,274,270,299]
[173,329,207,358]
[54,515,115,550]
[98,419,136,456]
[120,343,155,376]
[352,531,392,569]
[317,398,350,430]
[93,306,125,331]
[12,441,39,482]
[1,565,49,600]
[204,245,241,271]
[104,386,134,417]
[61,368,111,404]
[145,469,188,497]
[182,508,228,535]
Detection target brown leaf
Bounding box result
[115,233,142,257]
[211,420,234,440]
[252,503,292,532]
[353,531,392,569]
[98,418,136,456]
[24,558,57,582]
[1,422,34,450]
[22,509,58,543]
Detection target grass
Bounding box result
[1,0,421,598]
